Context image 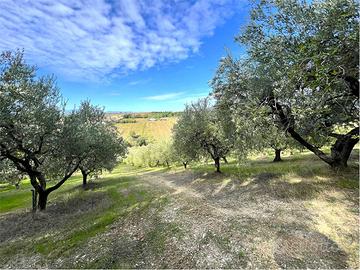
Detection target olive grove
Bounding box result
[211,0,358,168]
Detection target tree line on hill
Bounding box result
[122,111,181,119]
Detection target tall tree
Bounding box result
[214,0,359,168]
[212,56,285,162]
[0,51,84,209]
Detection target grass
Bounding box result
[192,149,359,189]
[0,166,162,268]
[0,148,358,268]
[33,187,144,258]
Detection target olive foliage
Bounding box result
[125,140,173,168]
[0,51,126,210]
[212,0,359,168]
[172,98,231,172]
[75,101,127,187]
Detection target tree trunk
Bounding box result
[214,157,221,173]
[222,157,228,163]
[183,162,187,169]
[273,149,282,162]
[81,169,88,187]
[330,133,359,168]
[267,95,359,169]
[38,190,48,211]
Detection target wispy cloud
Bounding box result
[144,92,185,101]
[128,78,151,86]
[0,0,242,81]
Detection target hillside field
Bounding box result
[114,117,177,142]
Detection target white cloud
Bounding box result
[172,91,211,104]
[144,92,185,101]
[0,0,242,81]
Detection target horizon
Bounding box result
[0,0,250,112]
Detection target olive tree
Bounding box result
[74,101,127,187]
[171,139,195,169]
[0,51,85,209]
[0,51,127,210]
[253,115,293,162]
[172,120,198,169]
[214,0,359,168]
[0,159,24,188]
[172,98,231,173]
[211,56,285,162]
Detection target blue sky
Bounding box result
[0,0,250,112]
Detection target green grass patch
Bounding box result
[191,150,358,190]
[0,190,32,213]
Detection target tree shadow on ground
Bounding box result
[0,191,111,243]
[67,176,135,193]
[274,229,348,269]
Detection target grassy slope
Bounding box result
[0,151,358,268]
[115,117,177,142]
[0,165,168,268]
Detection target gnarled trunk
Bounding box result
[273,149,282,162]
[330,132,359,168]
[214,157,221,173]
[31,164,79,211]
[37,190,49,211]
[267,95,358,169]
[81,169,88,187]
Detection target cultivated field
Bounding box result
[0,151,358,269]
[115,117,177,142]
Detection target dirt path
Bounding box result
[130,170,356,269]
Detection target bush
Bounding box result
[118,119,137,123]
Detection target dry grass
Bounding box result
[135,158,358,268]
[115,117,177,142]
[305,189,359,267]
[0,152,358,269]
